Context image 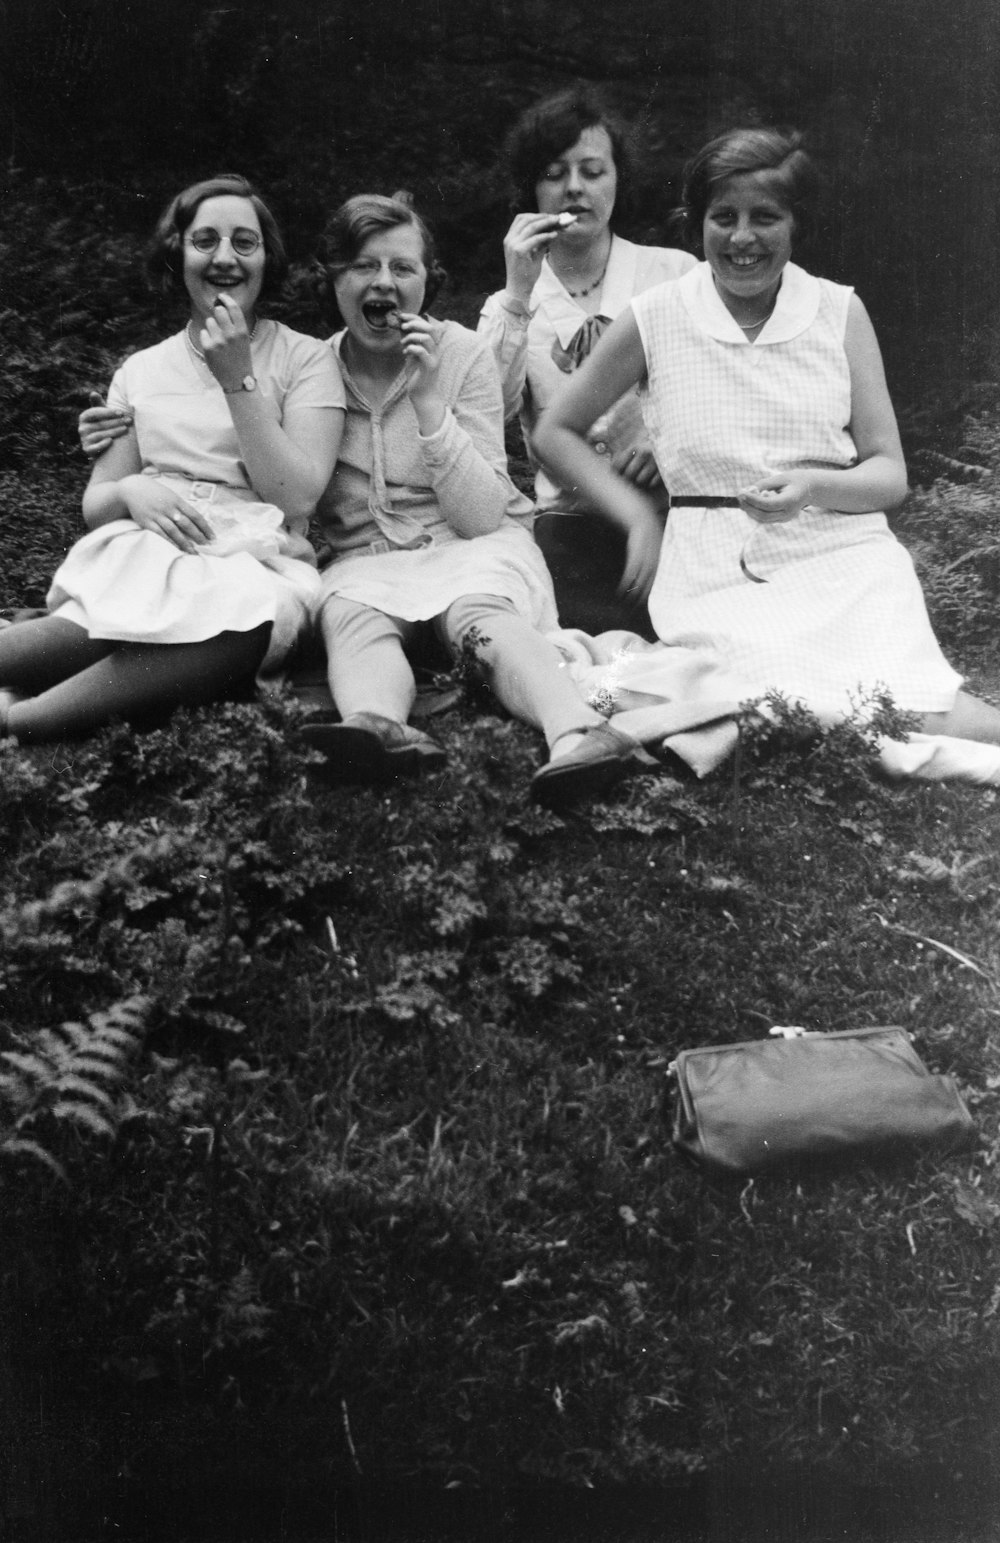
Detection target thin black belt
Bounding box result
[669,496,740,508]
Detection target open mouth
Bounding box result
[729,255,765,268]
[362,301,402,331]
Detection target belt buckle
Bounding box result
[189,480,217,503]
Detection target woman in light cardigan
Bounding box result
[299,192,632,808]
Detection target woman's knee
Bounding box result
[438,593,517,651]
[318,596,405,653]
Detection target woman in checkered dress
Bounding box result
[533,128,1000,747]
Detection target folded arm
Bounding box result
[81,433,216,552]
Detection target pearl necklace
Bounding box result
[186,318,259,360]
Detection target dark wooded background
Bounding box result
[1,0,998,404]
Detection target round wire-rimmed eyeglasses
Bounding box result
[185,228,262,257]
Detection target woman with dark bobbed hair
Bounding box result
[11,173,344,742]
[479,87,695,633]
[532,128,1000,790]
[296,192,621,805]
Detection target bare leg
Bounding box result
[920,690,1000,744]
[7,627,270,744]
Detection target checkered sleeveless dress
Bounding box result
[630,262,960,716]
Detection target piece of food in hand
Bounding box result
[555,213,579,228]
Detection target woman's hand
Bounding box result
[120,476,214,554]
[401,314,447,436]
[618,498,664,603]
[612,440,663,491]
[80,394,132,457]
[738,472,811,524]
[195,293,255,392]
[502,213,564,305]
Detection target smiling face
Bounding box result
[182,194,266,325]
[334,223,428,359]
[534,124,618,243]
[703,171,795,313]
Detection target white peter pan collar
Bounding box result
[681,259,821,345]
[534,235,639,349]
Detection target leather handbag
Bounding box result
[669,1026,978,1177]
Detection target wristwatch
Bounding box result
[223,374,257,395]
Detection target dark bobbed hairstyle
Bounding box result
[316,192,447,326]
[147,173,288,299]
[504,85,634,223]
[675,128,820,254]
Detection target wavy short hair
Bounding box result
[504,86,633,223]
[316,193,446,325]
[676,128,820,254]
[147,173,288,299]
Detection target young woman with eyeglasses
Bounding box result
[2,174,344,742]
[295,192,628,806]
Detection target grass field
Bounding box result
[1,182,1000,1539]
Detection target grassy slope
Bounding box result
[2,187,1000,1522]
[2,612,1000,1504]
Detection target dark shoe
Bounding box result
[531,721,637,811]
[300,711,447,782]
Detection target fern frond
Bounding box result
[0,993,152,1172]
[95,997,152,1036]
[48,1100,114,1137]
[0,1137,67,1181]
[51,1073,115,1107]
[0,1051,53,1082]
[56,1053,128,1082]
[34,1027,75,1061]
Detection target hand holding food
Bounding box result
[194,293,255,392]
[738,472,811,524]
[400,313,446,433]
[502,212,577,304]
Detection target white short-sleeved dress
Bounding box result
[625,261,961,719]
[49,321,345,673]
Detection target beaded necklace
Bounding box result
[563,259,609,300]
